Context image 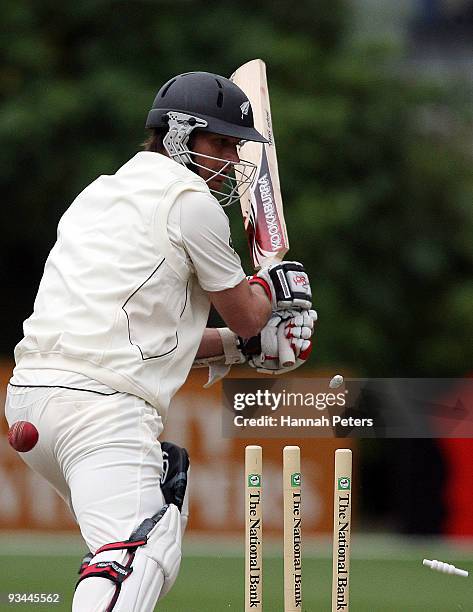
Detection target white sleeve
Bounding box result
[175,190,246,292]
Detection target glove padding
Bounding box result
[284,309,318,342]
[249,261,312,310]
[245,309,317,375]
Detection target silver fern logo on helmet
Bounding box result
[240,101,250,120]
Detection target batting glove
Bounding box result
[241,309,317,374]
[248,261,312,311]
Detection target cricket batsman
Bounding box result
[5,71,316,610]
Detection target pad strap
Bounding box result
[76,554,136,612]
[79,560,133,584]
[94,537,147,556]
[75,506,170,611]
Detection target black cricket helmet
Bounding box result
[145,71,267,143]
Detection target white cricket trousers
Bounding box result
[5,385,166,610]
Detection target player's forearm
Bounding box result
[196,328,223,359]
[218,284,270,339]
[207,279,271,339]
[196,303,270,359]
[246,283,272,336]
[194,327,246,374]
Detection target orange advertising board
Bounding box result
[0,362,355,534]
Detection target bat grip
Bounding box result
[277,323,295,367]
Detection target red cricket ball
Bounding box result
[8,420,39,452]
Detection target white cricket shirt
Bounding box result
[13,152,245,419]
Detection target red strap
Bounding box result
[76,543,140,611]
[78,560,133,585]
[248,276,271,303]
[95,538,147,555]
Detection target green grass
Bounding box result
[0,537,471,611]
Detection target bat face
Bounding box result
[231,59,289,269]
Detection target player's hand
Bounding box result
[281,308,317,354]
[248,261,312,310]
[241,309,317,374]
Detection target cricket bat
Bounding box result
[231,59,289,270]
[231,59,294,366]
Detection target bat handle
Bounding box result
[277,323,295,367]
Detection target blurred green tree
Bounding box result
[1,0,472,375]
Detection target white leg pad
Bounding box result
[73,550,132,612]
[114,554,165,611]
[73,504,182,611]
[146,503,182,599]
